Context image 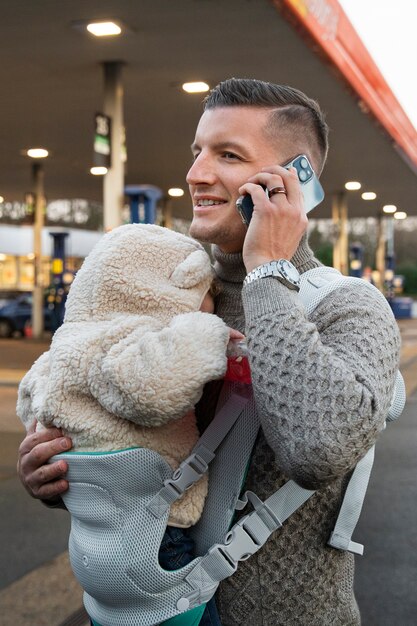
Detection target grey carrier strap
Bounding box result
[147,390,250,519]
[299,266,406,554]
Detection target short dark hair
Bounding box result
[203,78,329,174]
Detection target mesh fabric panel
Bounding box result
[53,448,212,626]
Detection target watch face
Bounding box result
[279,260,300,284]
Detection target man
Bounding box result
[17,78,400,625]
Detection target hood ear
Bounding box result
[170,249,212,288]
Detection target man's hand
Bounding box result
[240,165,308,273]
[17,421,72,503]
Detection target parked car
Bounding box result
[0,290,30,309]
[0,294,53,338]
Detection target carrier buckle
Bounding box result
[181,497,284,610]
[147,446,215,518]
[168,447,214,494]
[222,522,261,563]
[221,498,282,563]
[182,526,263,609]
[177,583,218,612]
[172,446,214,482]
[235,491,283,533]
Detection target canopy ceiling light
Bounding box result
[27,148,49,159]
[394,211,407,220]
[86,21,122,36]
[182,82,210,94]
[90,166,108,176]
[168,188,185,197]
[361,192,377,200]
[383,205,397,213]
[344,181,361,191]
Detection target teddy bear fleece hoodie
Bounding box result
[17,224,230,527]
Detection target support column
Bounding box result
[103,61,125,231]
[32,162,45,338]
[385,217,395,300]
[375,213,386,291]
[332,192,348,275]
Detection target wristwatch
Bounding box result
[244,259,300,291]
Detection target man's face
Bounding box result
[187,107,285,253]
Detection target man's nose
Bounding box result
[186,153,216,186]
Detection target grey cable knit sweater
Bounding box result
[196,236,401,626]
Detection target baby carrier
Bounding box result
[52,267,406,626]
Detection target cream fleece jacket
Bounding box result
[17,224,230,527]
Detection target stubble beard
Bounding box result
[189,218,245,252]
[189,219,219,245]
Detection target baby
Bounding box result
[17,222,238,522]
[17,224,240,625]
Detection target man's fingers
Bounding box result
[18,428,69,458]
[243,171,285,193]
[260,166,302,205]
[18,438,71,484]
[17,429,72,502]
[18,449,70,501]
[238,183,269,209]
[279,167,303,204]
[28,461,69,500]
[34,479,69,502]
[33,458,68,485]
[29,437,72,467]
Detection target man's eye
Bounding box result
[223,152,240,160]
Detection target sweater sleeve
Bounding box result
[89,311,229,427]
[16,351,50,430]
[242,277,401,490]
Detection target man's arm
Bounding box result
[238,163,400,488]
[17,420,72,504]
[243,278,401,490]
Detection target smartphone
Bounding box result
[235,154,324,226]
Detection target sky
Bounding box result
[338,0,417,131]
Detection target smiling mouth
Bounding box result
[194,199,226,207]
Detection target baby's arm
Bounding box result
[89,312,229,426]
[17,351,51,430]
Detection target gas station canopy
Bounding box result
[1,0,416,220]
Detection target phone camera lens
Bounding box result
[300,157,308,169]
[299,169,308,182]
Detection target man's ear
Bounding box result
[170,250,211,288]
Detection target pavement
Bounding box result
[0,319,416,625]
[0,335,88,626]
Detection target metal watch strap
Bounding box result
[244,260,300,291]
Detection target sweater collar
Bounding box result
[212,233,321,283]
